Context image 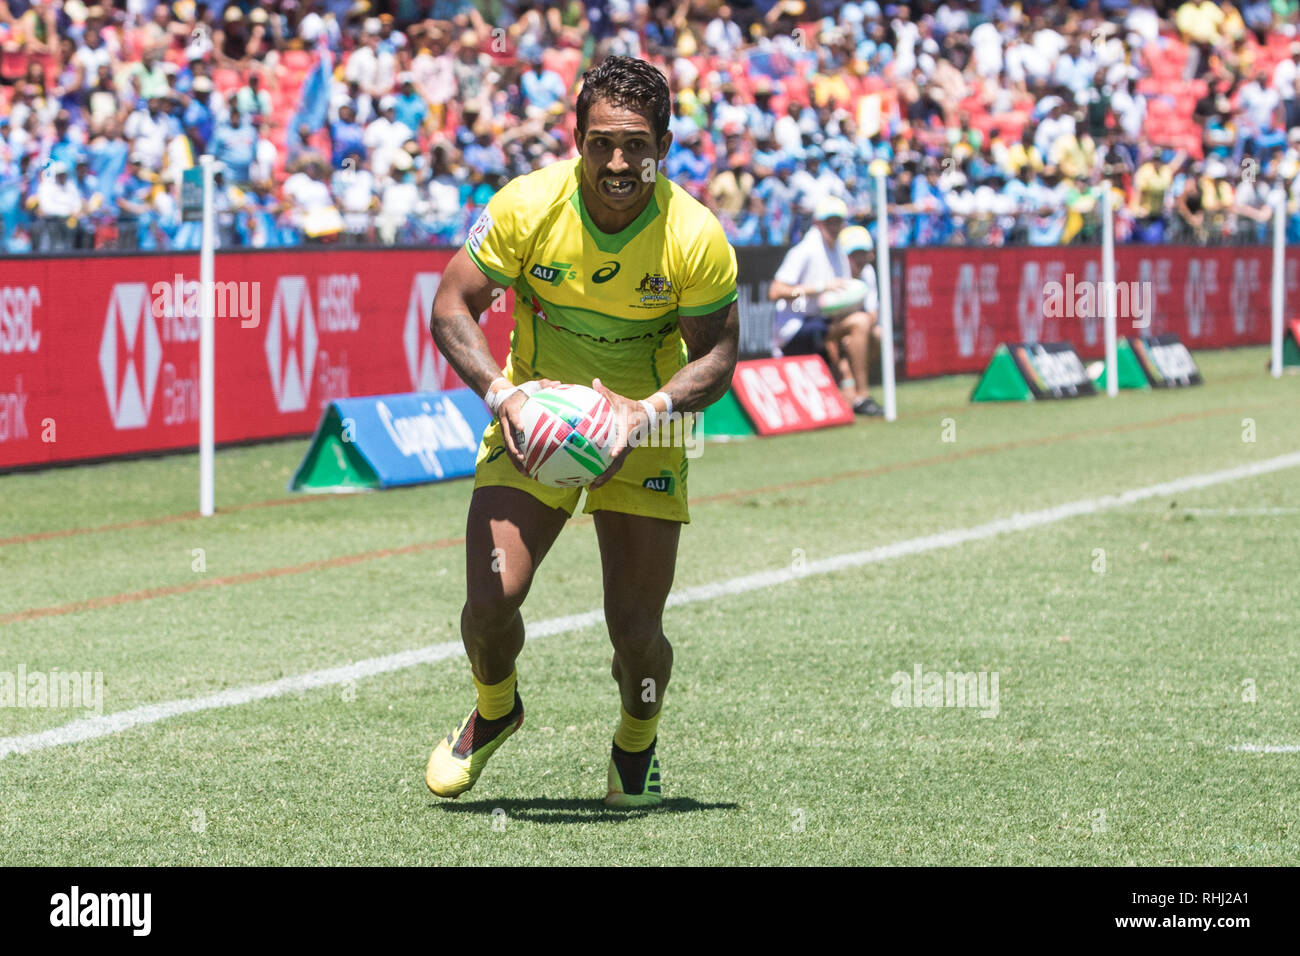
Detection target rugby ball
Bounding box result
[517,384,618,487]
[817,279,869,319]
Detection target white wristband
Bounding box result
[639,399,658,427]
[485,376,515,417]
[650,391,673,417]
[486,378,543,417]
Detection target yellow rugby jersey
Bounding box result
[464,158,738,399]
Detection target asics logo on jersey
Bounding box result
[592,261,621,283]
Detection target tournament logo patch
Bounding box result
[467,209,493,254]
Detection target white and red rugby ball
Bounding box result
[517,384,618,487]
[817,279,870,319]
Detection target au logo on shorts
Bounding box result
[642,469,675,494]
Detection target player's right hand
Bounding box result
[497,378,560,475]
[499,392,530,475]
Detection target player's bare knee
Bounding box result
[607,617,671,665]
[463,592,524,634]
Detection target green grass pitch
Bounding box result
[1,346,1297,865]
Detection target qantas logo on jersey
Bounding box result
[529,295,673,345]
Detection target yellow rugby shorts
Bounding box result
[473,417,690,523]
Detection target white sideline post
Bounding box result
[1271,195,1284,379]
[874,170,897,422]
[1102,185,1117,397]
[199,155,215,517]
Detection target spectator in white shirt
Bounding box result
[36,163,84,251]
[123,97,170,170]
[970,21,1004,78]
[704,6,743,58]
[363,97,414,180]
[1272,44,1300,101]
[1239,73,1280,134]
[376,150,422,244]
[766,198,882,416]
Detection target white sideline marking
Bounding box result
[1227,744,1300,753]
[1178,507,1300,516]
[4,450,1300,761]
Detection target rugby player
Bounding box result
[425,56,739,807]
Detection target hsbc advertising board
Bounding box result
[0,250,512,469]
[901,246,1298,378]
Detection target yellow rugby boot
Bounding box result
[604,737,663,808]
[426,692,523,799]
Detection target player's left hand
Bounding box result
[589,377,649,489]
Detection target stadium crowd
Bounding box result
[2,0,1300,253]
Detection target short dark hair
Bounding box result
[576,55,671,142]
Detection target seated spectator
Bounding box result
[834,224,884,416]
[767,197,880,416]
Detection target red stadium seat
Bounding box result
[212,68,242,96]
[281,49,313,73]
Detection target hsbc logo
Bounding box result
[953,264,979,357]
[405,272,451,391]
[98,283,162,430]
[265,276,319,413]
[952,262,998,357]
[1183,258,1218,339]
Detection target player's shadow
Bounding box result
[435,796,739,824]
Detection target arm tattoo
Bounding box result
[430,310,503,397]
[663,301,739,412]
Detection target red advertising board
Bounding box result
[0,249,514,469]
[729,355,854,436]
[902,246,1300,378]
